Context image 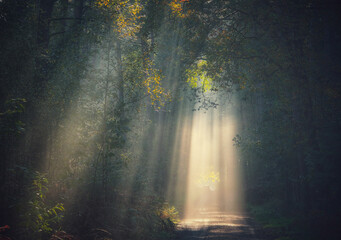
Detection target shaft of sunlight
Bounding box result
[177,97,243,221]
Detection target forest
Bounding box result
[0,0,340,239]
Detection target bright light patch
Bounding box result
[171,97,244,220]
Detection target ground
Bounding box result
[176,209,262,240]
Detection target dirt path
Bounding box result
[175,210,261,240]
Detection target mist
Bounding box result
[1,1,341,240]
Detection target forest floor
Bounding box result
[175,209,263,240]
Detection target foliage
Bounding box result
[157,203,180,225]
[115,0,144,39]
[197,170,220,191]
[20,172,64,239]
[96,0,144,39]
[186,60,214,92]
[0,98,26,134]
[168,0,191,18]
[143,59,172,110]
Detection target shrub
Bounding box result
[20,172,64,239]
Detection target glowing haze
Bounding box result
[168,95,244,221]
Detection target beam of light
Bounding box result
[169,94,244,225]
[166,100,193,208]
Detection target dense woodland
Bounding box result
[0,0,340,239]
